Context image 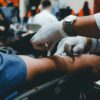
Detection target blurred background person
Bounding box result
[29,0,41,12]
[0,0,19,23]
[11,5,20,23]
[27,6,37,18]
[0,9,11,30]
[6,0,14,7]
[58,6,74,20]
[66,6,74,16]
[57,0,74,20]
[28,0,58,26]
[78,1,93,16]
[57,0,68,20]
[27,6,37,24]
[0,9,14,46]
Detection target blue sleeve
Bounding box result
[0,52,27,95]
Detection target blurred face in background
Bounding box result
[94,0,100,13]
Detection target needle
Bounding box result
[68,50,75,61]
[65,47,75,61]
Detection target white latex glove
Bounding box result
[31,21,66,50]
[55,36,87,55]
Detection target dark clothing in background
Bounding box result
[8,34,43,57]
[0,18,11,29]
[58,7,73,20]
[29,0,41,8]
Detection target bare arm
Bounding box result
[63,15,100,38]
[20,54,100,80]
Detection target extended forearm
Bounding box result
[63,15,100,38]
[20,56,67,80]
[73,16,100,38]
[20,54,100,81]
[62,54,100,74]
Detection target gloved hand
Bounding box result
[31,21,67,51]
[55,36,88,55]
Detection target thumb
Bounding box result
[73,45,84,54]
[31,34,47,44]
[31,34,38,43]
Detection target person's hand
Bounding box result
[31,21,67,51]
[55,36,89,55]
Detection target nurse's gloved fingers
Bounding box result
[30,35,38,44]
[64,44,73,55]
[55,45,65,55]
[73,45,84,55]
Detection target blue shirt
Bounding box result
[0,53,27,95]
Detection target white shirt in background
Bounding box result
[28,10,58,26]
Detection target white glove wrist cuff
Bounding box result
[77,36,87,44]
[58,21,67,38]
[94,13,100,31]
[89,38,97,53]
